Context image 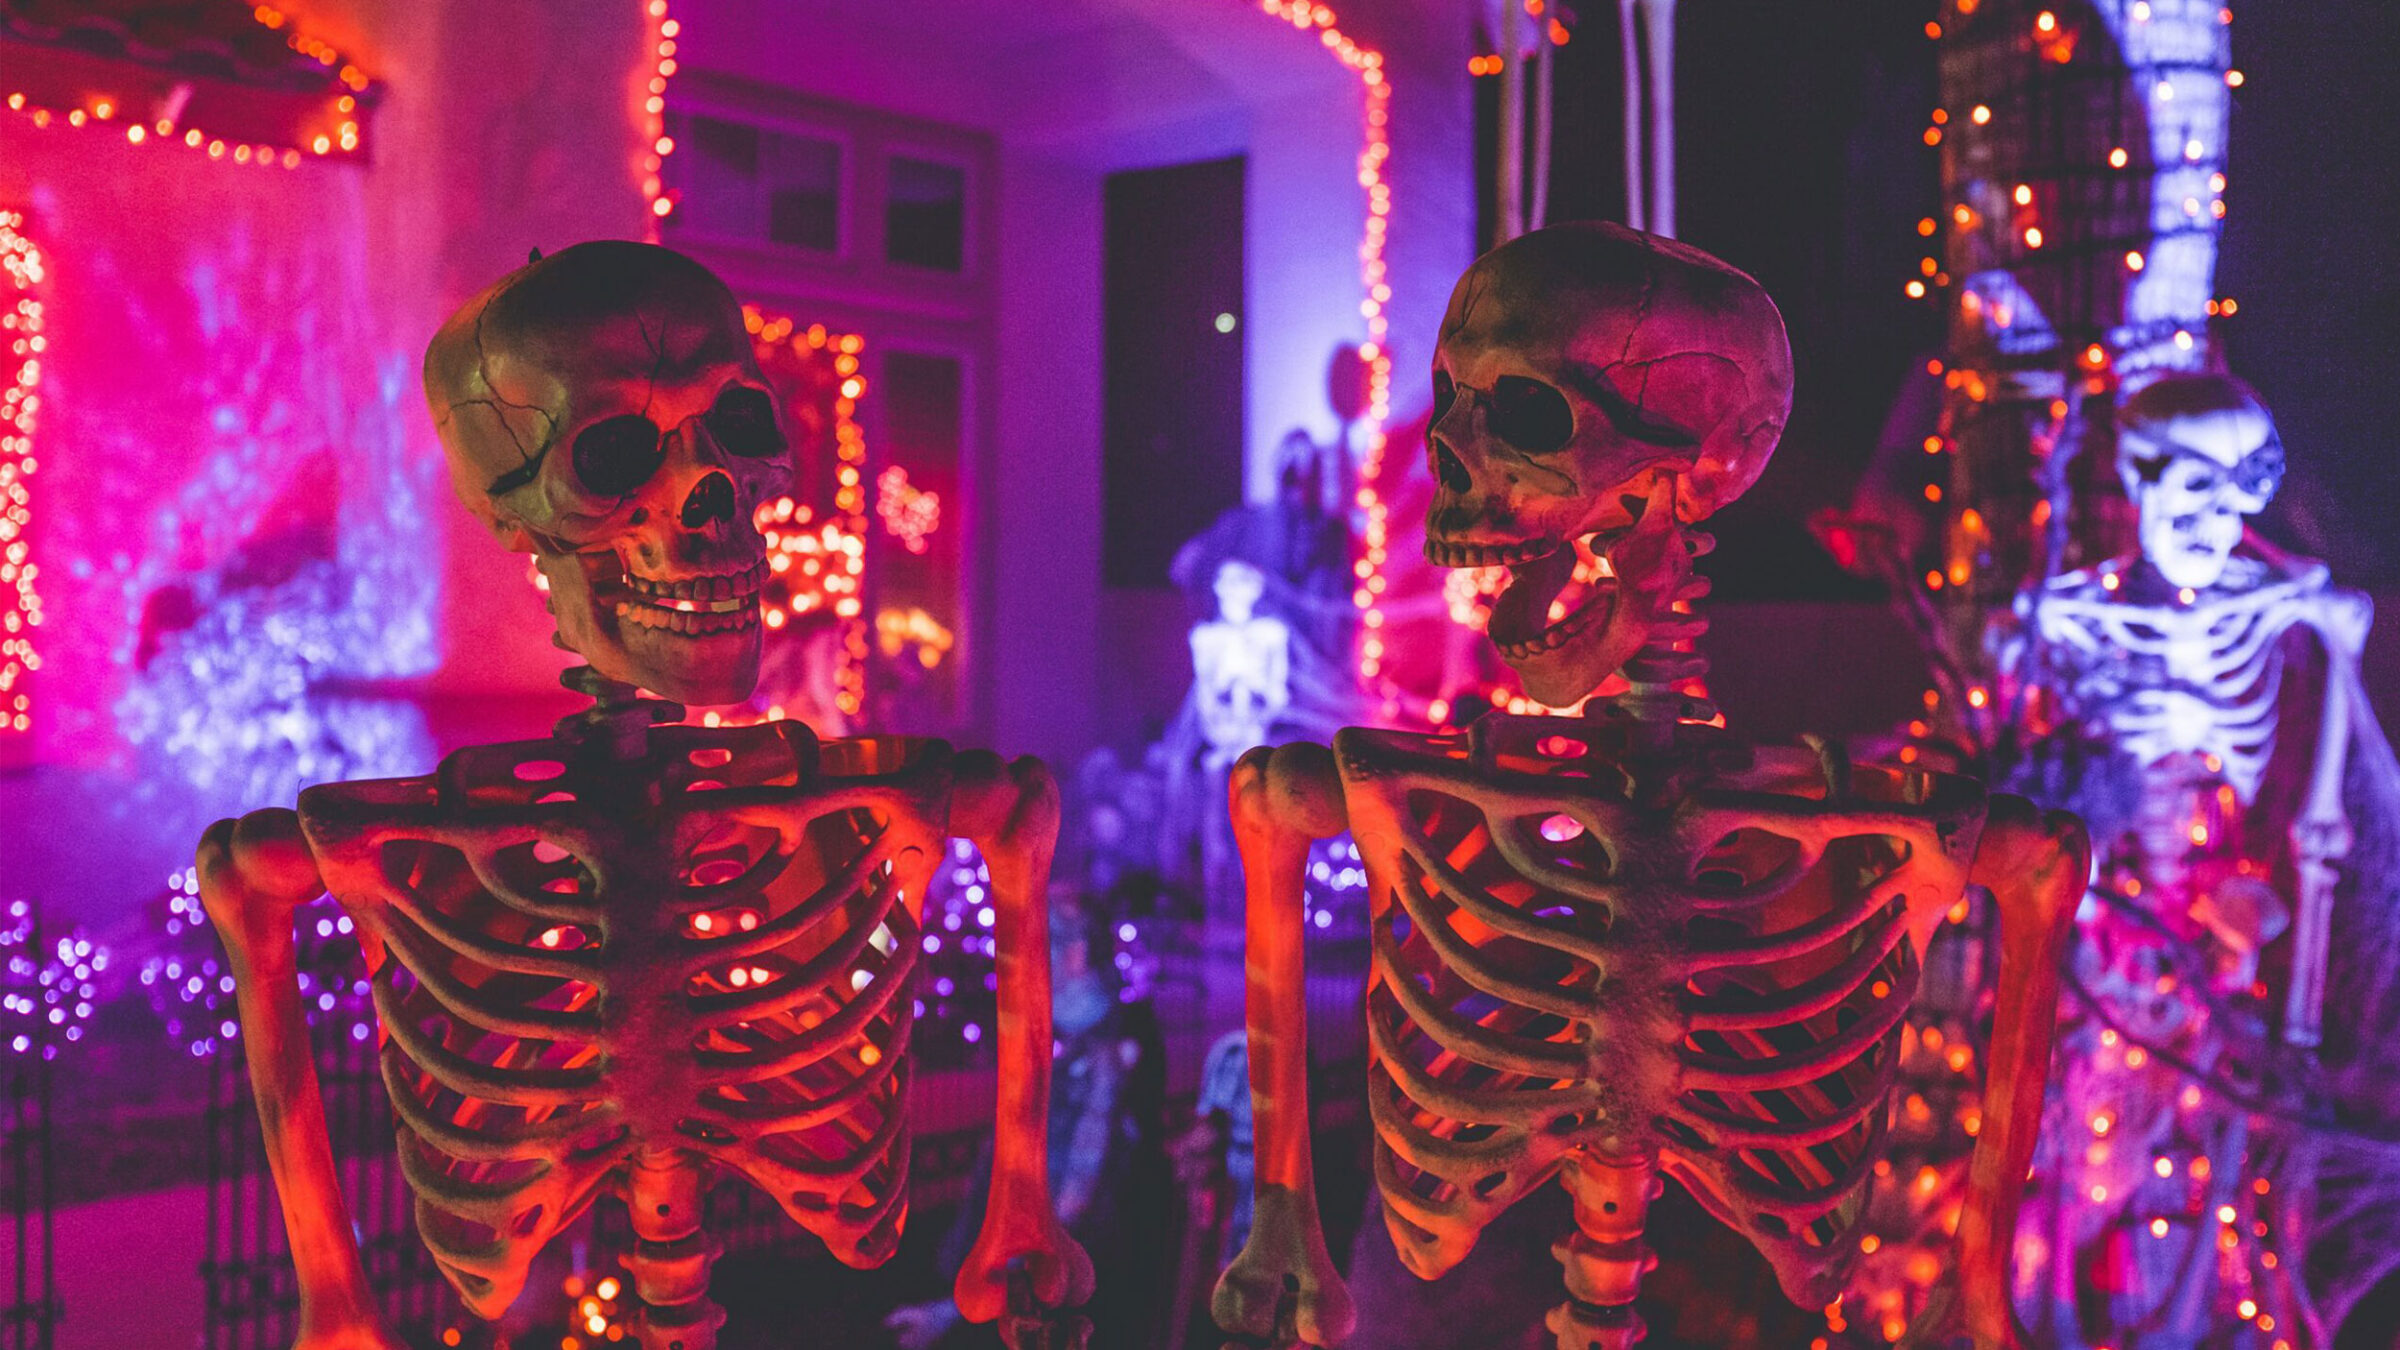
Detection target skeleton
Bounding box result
[1211,223,2089,1350]
[1194,560,1294,773]
[2005,375,2400,1346]
[2024,374,2370,1047]
[195,242,1091,1350]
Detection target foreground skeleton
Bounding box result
[1211,224,2088,1350]
[198,243,1090,1350]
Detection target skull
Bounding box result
[1425,222,1792,706]
[2116,373,2282,592]
[423,241,789,705]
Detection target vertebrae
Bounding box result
[1617,527,1718,727]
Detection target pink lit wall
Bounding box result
[0,0,652,785]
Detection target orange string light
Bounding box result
[739,305,870,719]
[3,7,372,165]
[642,0,680,230]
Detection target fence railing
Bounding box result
[2,899,59,1350]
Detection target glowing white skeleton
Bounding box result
[2025,375,2370,1046]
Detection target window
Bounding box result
[663,110,842,253]
[885,156,966,271]
[1102,156,1246,587]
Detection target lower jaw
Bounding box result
[1496,637,1608,707]
[617,621,764,705]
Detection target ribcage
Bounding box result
[300,724,947,1316]
[2037,578,2314,802]
[1339,718,1980,1307]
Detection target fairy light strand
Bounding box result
[1,5,372,166]
[0,212,42,745]
[641,0,680,231]
[738,305,869,722]
[1248,1,1394,692]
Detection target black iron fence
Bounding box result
[2,899,59,1350]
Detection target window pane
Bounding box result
[874,351,965,728]
[663,112,761,240]
[763,134,841,251]
[663,112,841,254]
[886,156,965,271]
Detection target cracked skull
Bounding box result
[423,241,789,705]
[2116,373,2282,592]
[1426,222,1792,705]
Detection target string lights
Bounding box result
[640,0,680,231]
[0,211,40,752]
[740,304,870,722]
[1246,1,1395,695]
[1906,0,2237,699]
[1,5,373,166]
[1843,13,2310,1344]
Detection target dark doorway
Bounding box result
[1101,155,1247,588]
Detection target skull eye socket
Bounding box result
[2234,436,2285,499]
[572,414,665,496]
[705,386,787,459]
[1432,368,1458,423]
[1489,376,1574,453]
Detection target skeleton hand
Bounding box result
[1212,1184,1355,1348]
[955,1179,1095,1326]
[998,1266,1093,1350]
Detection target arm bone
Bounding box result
[948,750,1097,1325]
[1213,742,1358,1348]
[197,809,402,1350]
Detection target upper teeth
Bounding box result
[611,560,770,634]
[624,559,768,606]
[1424,538,1560,568]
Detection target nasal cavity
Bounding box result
[681,470,736,528]
[1432,437,1472,494]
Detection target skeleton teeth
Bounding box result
[1425,538,1562,569]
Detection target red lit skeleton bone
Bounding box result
[197,243,1091,1350]
[1212,224,2088,1350]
